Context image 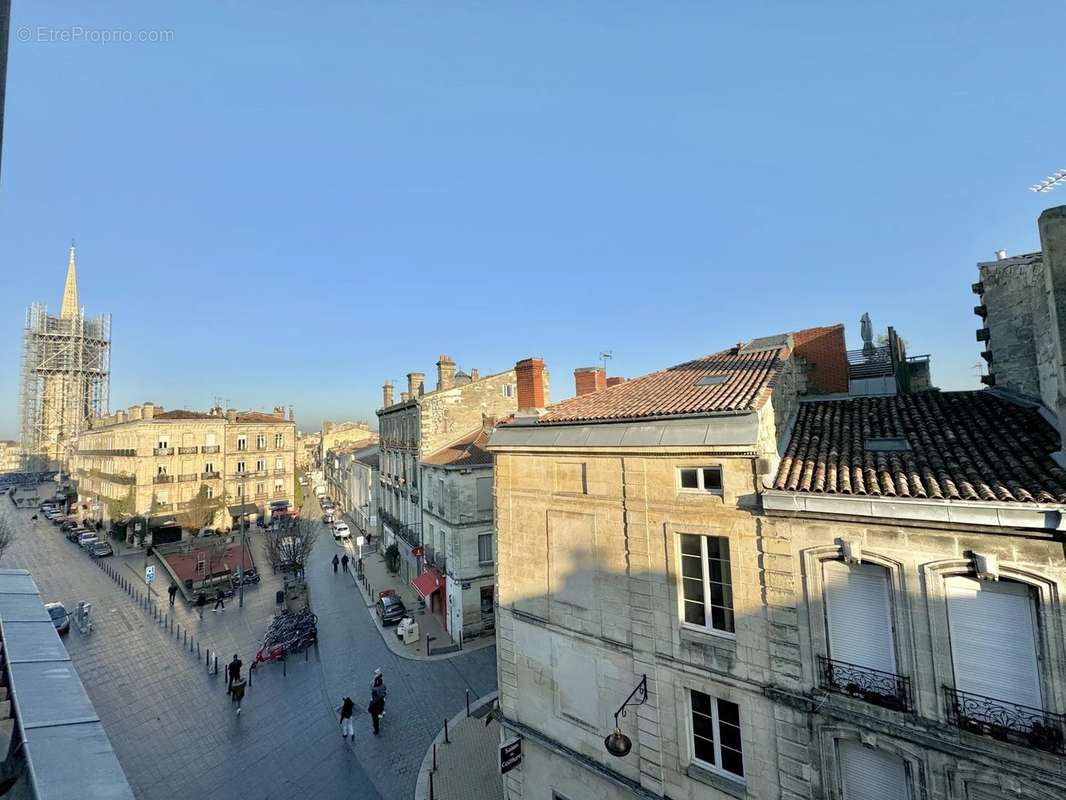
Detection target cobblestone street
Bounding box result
[0,493,497,799]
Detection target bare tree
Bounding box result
[181,485,222,534]
[262,517,318,577]
[0,516,14,563]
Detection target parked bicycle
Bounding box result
[251,608,317,667]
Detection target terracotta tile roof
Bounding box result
[235,411,288,423]
[538,346,789,424]
[423,427,493,467]
[774,391,1066,503]
[156,410,215,420]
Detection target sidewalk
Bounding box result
[415,692,504,800]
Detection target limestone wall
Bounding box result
[419,369,520,457]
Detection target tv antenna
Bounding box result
[599,351,612,373]
[1030,168,1066,193]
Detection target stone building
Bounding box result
[324,442,379,533]
[487,291,1066,800]
[70,403,295,531]
[0,440,21,474]
[319,420,376,466]
[376,354,542,588]
[421,419,499,645]
[295,431,320,472]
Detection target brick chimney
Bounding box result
[407,372,425,397]
[436,355,456,391]
[606,376,626,387]
[226,408,238,423]
[1039,205,1066,466]
[574,367,606,396]
[515,358,547,411]
[382,382,394,408]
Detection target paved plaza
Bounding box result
[0,493,498,799]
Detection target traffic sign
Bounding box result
[145,565,156,584]
[356,536,365,548]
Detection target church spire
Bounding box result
[60,241,79,319]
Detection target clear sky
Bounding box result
[0,1,1063,438]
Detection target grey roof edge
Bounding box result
[489,413,761,451]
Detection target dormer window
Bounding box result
[679,467,723,494]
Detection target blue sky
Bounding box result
[1,1,1063,438]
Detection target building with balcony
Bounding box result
[324,442,379,535]
[69,402,295,531]
[319,420,376,468]
[488,245,1066,800]
[376,354,541,588]
[421,419,498,645]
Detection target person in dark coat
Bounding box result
[213,588,225,612]
[368,695,384,735]
[337,696,355,741]
[231,676,246,715]
[227,654,242,695]
[332,554,339,574]
[195,591,206,620]
[168,583,178,606]
[341,553,349,573]
[370,669,387,716]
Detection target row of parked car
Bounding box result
[318,498,351,541]
[41,501,113,559]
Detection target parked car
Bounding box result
[77,533,98,550]
[375,593,407,626]
[333,522,351,541]
[90,541,113,558]
[45,602,70,635]
[67,527,89,543]
[60,521,79,533]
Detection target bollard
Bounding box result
[248,665,253,687]
[197,642,201,658]
[432,742,437,770]
[466,689,470,717]
[429,772,435,800]
[283,654,287,676]
[184,630,187,647]
[444,717,449,744]
[213,654,219,675]
[205,648,210,667]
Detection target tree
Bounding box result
[105,487,134,521]
[263,517,318,577]
[181,485,222,533]
[0,516,14,563]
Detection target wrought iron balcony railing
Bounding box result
[202,445,220,454]
[153,447,175,456]
[380,509,422,548]
[819,656,911,712]
[201,471,220,480]
[943,686,1066,755]
[177,473,198,482]
[178,446,198,455]
[153,474,174,484]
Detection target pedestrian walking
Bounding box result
[227,653,243,695]
[368,695,384,735]
[341,554,349,573]
[332,554,339,574]
[168,582,177,606]
[370,668,387,717]
[336,696,355,742]
[195,591,206,620]
[231,676,246,715]
[213,588,225,612]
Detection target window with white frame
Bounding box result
[275,457,283,470]
[157,435,169,449]
[274,479,283,492]
[206,486,214,500]
[255,483,265,495]
[476,476,492,515]
[237,461,246,473]
[157,465,168,476]
[823,561,897,675]
[838,740,909,800]
[205,432,216,447]
[236,484,243,498]
[478,533,493,565]
[256,434,266,449]
[256,459,265,472]
[502,384,514,398]
[156,490,168,504]
[679,467,723,493]
[237,435,247,451]
[204,462,214,474]
[679,534,734,633]
[945,577,1042,711]
[689,690,743,778]
[275,433,284,448]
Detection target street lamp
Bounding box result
[604,674,648,758]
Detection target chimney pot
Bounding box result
[469,368,479,382]
[400,391,411,403]
[382,382,394,408]
[128,405,142,421]
[226,408,238,422]
[436,356,457,391]
[606,376,626,387]
[574,367,607,396]
[408,372,425,397]
[995,249,1008,260]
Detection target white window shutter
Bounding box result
[945,577,1041,709]
[824,561,896,674]
[839,741,909,800]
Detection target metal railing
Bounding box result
[380,509,421,548]
[819,656,911,712]
[202,445,220,454]
[846,346,894,378]
[177,473,198,482]
[178,446,198,455]
[201,471,220,480]
[153,447,175,456]
[943,686,1065,755]
[153,474,174,484]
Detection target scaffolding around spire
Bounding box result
[19,250,110,469]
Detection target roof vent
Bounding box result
[696,375,730,386]
[995,249,1007,260]
[864,437,911,452]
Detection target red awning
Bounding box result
[411,570,442,600]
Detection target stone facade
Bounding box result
[0,440,21,474]
[319,421,376,465]
[70,403,294,530]
[295,431,320,471]
[324,443,378,534]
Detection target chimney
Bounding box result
[470,368,479,382]
[408,372,425,397]
[128,405,142,421]
[226,408,238,423]
[436,355,457,391]
[515,358,547,411]
[606,376,626,387]
[382,382,394,407]
[116,409,127,424]
[400,391,411,403]
[1038,205,1066,467]
[995,249,1008,261]
[574,367,606,396]
[142,402,155,420]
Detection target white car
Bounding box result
[333,522,351,540]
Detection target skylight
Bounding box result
[696,375,730,386]
[864,437,911,452]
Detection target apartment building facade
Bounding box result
[376,355,538,589]
[421,421,498,645]
[70,402,295,530]
[488,299,1066,800]
[324,443,379,533]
